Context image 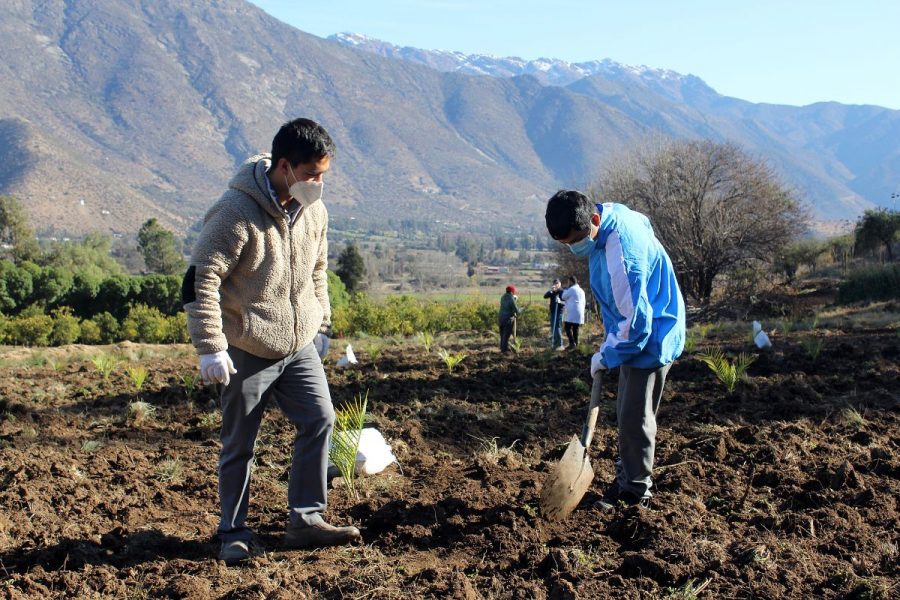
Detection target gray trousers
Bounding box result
[615,362,672,498]
[217,343,335,543]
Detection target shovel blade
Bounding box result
[540,435,595,521]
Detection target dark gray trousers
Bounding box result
[615,362,672,498]
[217,343,335,543]
[499,317,514,352]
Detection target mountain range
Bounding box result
[0,0,897,239]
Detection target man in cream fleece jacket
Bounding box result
[183,118,360,565]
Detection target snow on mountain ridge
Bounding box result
[328,32,692,87]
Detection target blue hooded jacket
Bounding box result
[588,203,686,369]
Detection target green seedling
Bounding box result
[510,337,523,353]
[571,377,590,394]
[366,341,386,366]
[198,411,221,429]
[437,349,467,373]
[697,348,756,394]
[801,337,824,361]
[839,406,867,428]
[155,458,184,483]
[91,354,119,381]
[81,440,102,453]
[125,366,148,392]
[663,578,712,599]
[181,372,201,401]
[329,391,368,500]
[417,330,435,353]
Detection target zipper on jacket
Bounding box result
[286,219,298,353]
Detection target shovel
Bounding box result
[540,372,603,520]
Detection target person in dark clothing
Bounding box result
[498,285,521,353]
[543,278,565,350]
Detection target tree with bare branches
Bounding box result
[594,140,807,304]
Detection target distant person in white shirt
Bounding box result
[561,275,586,349]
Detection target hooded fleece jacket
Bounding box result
[183,154,330,360]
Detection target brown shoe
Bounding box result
[284,521,361,548]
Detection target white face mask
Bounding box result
[286,165,324,208]
[289,179,324,208]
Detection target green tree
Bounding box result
[136,274,183,315]
[0,196,40,262]
[336,243,366,293]
[137,218,186,275]
[854,208,900,261]
[96,275,141,320]
[0,260,34,313]
[32,266,74,308]
[42,234,124,276]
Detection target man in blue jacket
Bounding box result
[545,190,686,509]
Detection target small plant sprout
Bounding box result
[181,372,201,401]
[418,330,435,353]
[839,406,867,428]
[125,366,148,392]
[510,337,523,353]
[155,458,184,484]
[198,411,221,429]
[91,354,119,381]
[807,313,820,331]
[697,348,757,394]
[81,440,102,453]
[128,400,156,424]
[683,330,699,353]
[329,391,368,500]
[571,377,590,394]
[366,341,386,366]
[437,349,467,373]
[801,336,825,360]
[663,578,712,600]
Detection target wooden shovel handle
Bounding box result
[580,372,603,449]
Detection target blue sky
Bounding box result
[249,0,898,109]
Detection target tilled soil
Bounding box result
[0,324,898,599]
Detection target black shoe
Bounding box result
[595,487,649,510]
[594,480,621,510]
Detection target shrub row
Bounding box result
[0,291,548,347]
[0,305,189,346]
[0,260,183,319]
[331,293,545,337]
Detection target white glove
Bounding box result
[590,351,608,377]
[199,351,237,387]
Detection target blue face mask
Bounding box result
[567,233,595,256]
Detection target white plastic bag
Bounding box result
[335,344,358,367]
[328,427,397,476]
[752,321,772,349]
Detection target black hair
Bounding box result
[271,118,336,167]
[569,275,578,285]
[545,190,595,240]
